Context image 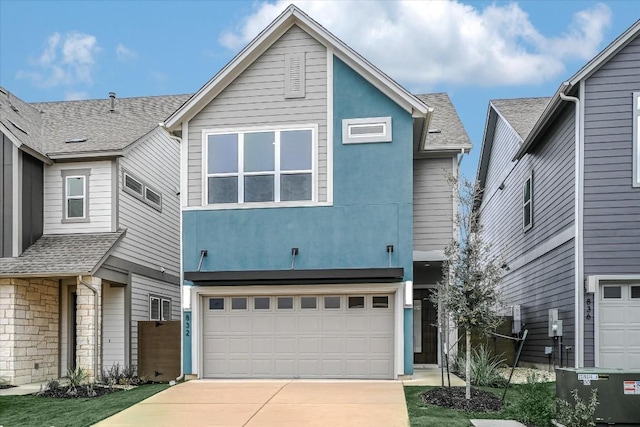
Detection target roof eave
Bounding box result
[512,90,565,161]
[0,122,52,165]
[48,150,124,161]
[164,5,429,130]
[0,271,91,279]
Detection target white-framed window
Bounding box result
[61,169,90,223]
[122,170,162,211]
[342,117,392,144]
[633,92,640,187]
[204,126,315,205]
[523,174,533,231]
[150,296,171,321]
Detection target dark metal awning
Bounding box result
[184,268,404,286]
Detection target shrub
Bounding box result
[556,389,599,427]
[452,345,507,387]
[506,373,555,427]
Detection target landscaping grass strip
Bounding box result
[0,383,168,427]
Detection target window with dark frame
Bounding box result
[523,174,533,230]
[150,296,171,320]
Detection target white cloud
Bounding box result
[64,91,89,101]
[17,31,100,88]
[116,43,138,61]
[219,0,612,87]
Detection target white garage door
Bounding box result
[599,283,640,369]
[202,293,394,379]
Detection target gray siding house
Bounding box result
[0,89,187,385]
[477,20,640,369]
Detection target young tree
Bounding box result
[436,177,505,400]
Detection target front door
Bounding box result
[413,288,438,364]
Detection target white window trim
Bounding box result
[61,169,90,223]
[149,295,171,321]
[342,117,392,144]
[523,174,533,231]
[122,169,162,211]
[633,92,640,187]
[202,124,318,208]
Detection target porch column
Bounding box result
[76,276,102,382]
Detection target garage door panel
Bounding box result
[599,283,640,369]
[228,337,250,353]
[203,293,394,378]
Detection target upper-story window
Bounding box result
[61,169,90,223]
[523,173,533,231]
[633,92,639,187]
[205,127,315,205]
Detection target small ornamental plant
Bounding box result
[556,389,599,427]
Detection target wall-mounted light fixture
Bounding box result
[387,245,394,267]
[197,250,208,272]
[498,182,505,190]
[291,247,299,270]
[404,281,413,307]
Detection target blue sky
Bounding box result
[1,0,638,180]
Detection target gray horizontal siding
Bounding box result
[130,273,181,371]
[187,25,328,206]
[479,107,577,366]
[481,107,575,268]
[500,240,575,365]
[583,35,640,276]
[112,128,181,277]
[413,157,453,252]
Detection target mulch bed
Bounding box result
[37,385,123,398]
[421,387,503,412]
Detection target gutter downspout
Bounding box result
[159,123,186,382]
[560,83,582,368]
[78,275,100,380]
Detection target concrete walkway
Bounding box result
[402,367,466,386]
[95,380,409,427]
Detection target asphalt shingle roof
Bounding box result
[491,97,551,140]
[0,87,46,155]
[31,94,191,156]
[0,229,125,277]
[415,93,472,150]
[0,87,191,157]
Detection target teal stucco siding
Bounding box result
[182,55,415,374]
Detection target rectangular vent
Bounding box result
[284,52,305,99]
[145,187,161,207]
[124,173,143,196]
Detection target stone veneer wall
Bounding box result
[0,278,59,385]
[76,277,102,382]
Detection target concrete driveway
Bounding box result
[95,380,409,427]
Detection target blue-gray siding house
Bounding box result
[164,5,471,379]
[0,89,187,385]
[477,20,640,369]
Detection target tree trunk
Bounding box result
[465,328,471,400]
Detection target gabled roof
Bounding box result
[514,19,640,160]
[164,4,431,131]
[0,87,49,163]
[0,229,125,278]
[32,94,190,158]
[415,93,472,153]
[491,97,550,141]
[475,97,549,194]
[0,86,189,161]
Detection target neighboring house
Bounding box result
[164,5,471,379]
[0,89,188,385]
[476,20,640,369]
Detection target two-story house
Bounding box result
[164,5,470,379]
[477,19,640,369]
[0,89,187,385]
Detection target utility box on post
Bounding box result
[556,367,640,425]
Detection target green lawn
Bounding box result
[0,383,168,427]
[404,383,556,427]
